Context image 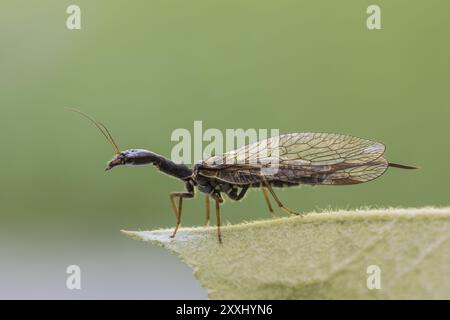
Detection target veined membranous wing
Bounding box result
[200,132,389,186]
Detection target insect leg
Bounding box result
[261,187,277,218]
[262,179,302,216]
[235,185,249,201]
[226,185,249,201]
[169,193,183,238]
[215,199,222,244]
[204,195,210,227]
[169,182,195,238]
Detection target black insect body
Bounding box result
[70,109,418,243]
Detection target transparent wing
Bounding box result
[204,132,386,167]
[201,132,387,185]
[269,157,389,185]
[323,158,389,185]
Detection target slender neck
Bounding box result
[142,152,193,180]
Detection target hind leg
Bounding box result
[262,179,302,216]
[262,187,277,218]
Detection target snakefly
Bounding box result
[69,109,418,243]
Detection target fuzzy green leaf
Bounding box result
[122,207,450,299]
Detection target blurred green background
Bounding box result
[0,0,449,298]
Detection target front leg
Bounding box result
[209,191,224,243]
[169,182,195,238]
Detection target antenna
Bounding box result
[66,108,121,154]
